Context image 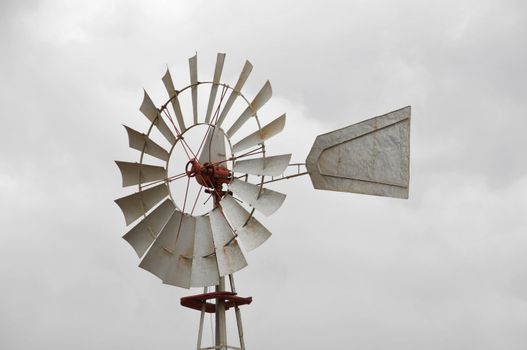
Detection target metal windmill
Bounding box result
[115,53,411,350]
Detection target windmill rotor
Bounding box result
[114,52,412,350]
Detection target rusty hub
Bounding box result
[185,159,232,191]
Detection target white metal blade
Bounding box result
[162,68,186,132]
[216,60,253,127]
[163,215,196,288]
[124,125,169,161]
[138,209,183,281]
[220,195,271,251]
[227,80,272,138]
[232,114,286,153]
[122,199,176,257]
[115,161,167,187]
[115,183,169,225]
[233,154,291,176]
[209,206,248,276]
[139,90,176,144]
[198,127,226,165]
[190,216,220,287]
[229,179,286,216]
[189,54,198,125]
[205,53,226,124]
[306,106,411,199]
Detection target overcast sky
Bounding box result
[1,0,527,349]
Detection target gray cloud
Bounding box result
[1,0,526,349]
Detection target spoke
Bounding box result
[234,174,249,181]
[210,84,229,126]
[195,84,229,164]
[173,176,191,245]
[162,107,182,136]
[202,192,213,206]
[211,147,264,167]
[190,186,204,216]
[261,171,309,184]
[139,171,188,190]
[162,109,198,160]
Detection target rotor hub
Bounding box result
[185,159,232,190]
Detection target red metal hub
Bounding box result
[185,158,232,190]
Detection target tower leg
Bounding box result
[197,287,207,350]
[182,281,252,350]
[229,274,246,350]
[215,277,227,350]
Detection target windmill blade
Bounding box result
[189,54,198,125]
[190,216,220,287]
[232,114,286,153]
[227,80,272,137]
[163,215,197,288]
[115,183,169,225]
[162,68,186,132]
[216,60,253,128]
[228,179,286,216]
[205,53,226,124]
[123,199,176,257]
[306,106,411,199]
[198,127,226,165]
[220,195,271,251]
[139,90,176,144]
[124,125,169,161]
[233,154,291,176]
[115,161,167,187]
[138,209,183,281]
[209,206,248,276]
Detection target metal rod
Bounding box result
[229,275,246,350]
[261,171,309,184]
[197,286,207,350]
[215,276,227,350]
[214,193,227,350]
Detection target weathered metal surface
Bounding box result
[189,54,199,125]
[114,183,169,225]
[116,54,291,298]
[209,207,248,276]
[124,125,169,161]
[229,179,286,216]
[219,195,251,229]
[306,106,411,199]
[115,161,167,187]
[220,195,271,251]
[205,53,226,124]
[232,114,286,153]
[190,216,220,287]
[198,127,226,165]
[217,60,253,128]
[162,68,186,132]
[163,214,197,288]
[122,199,176,257]
[233,154,291,176]
[139,90,176,144]
[139,209,183,281]
[227,81,272,137]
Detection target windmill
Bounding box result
[115,53,411,350]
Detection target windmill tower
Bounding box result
[115,53,411,350]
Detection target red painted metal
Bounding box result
[186,159,232,190]
[180,291,252,314]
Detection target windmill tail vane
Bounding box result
[114,52,411,350]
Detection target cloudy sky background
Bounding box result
[1,0,527,349]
